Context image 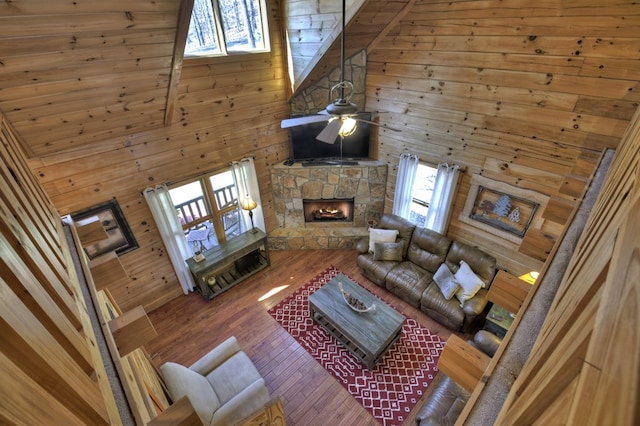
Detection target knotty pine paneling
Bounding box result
[5,0,291,313]
[0,0,183,157]
[367,0,639,276]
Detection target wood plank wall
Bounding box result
[1,0,292,312]
[0,0,182,157]
[482,83,640,426]
[366,0,640,276]
[284,0,345,82]
[0,113,119,424]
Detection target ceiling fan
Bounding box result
[280,0,395,144]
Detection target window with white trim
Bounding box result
[186,0,269,57]
[409,163,438,227]
[169,169,241,255]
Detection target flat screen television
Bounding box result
[289,112,371,161]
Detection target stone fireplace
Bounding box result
[269,161,387,249]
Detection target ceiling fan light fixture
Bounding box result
[326,101,358,116]
[339,117,357,137]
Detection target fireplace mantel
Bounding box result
[268,160,387,249]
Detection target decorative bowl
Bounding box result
[338,282,376,313]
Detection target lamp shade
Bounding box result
[240,196,257,211]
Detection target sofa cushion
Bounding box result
[444,241,496,285]
[205,351,264,405]
[433,263,460,300]
[356,253,399,287]
[378,213,416,257]
[368,228,399,253]
[190,336,241,375]
[406,228,452,273]
[374,241,404,261]
[420,283,466,330]
[160,362,220,423]
[385,262,432,308]
[210,379,270,426]
[453,260,485,305]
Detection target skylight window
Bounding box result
[185,0,269,57]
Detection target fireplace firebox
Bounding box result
[303,198,354,223]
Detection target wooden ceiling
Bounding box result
[0,0,404,159]
[286,0,415,94]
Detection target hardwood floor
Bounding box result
[146,249,467,425]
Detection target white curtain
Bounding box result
[143,185,194,294]
[424,163,461,234]
[392,153,419,220]
[231,157,265,232]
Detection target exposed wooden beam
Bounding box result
[164,0,195,126]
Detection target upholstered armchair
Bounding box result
[160,336,271,425]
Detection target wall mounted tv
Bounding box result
[288,112,372,161]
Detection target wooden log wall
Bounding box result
[1,0,291,312]
[366,0,640,277]
[0,113,119,424]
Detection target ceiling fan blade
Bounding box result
[316,119,342,144]
[281,114,331,128]
[355,117,402,132]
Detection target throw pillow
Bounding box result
[453,260,485,306]
[433,263,460,300]
[373,241,404,261]
[368,228,399,254]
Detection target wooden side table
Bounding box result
[484,304,514,338]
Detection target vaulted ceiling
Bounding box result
[0,0,400,159]
[284,0,414,94]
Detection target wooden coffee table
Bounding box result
[308,273,406,369]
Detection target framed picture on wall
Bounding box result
[469,186,539,237]
[71,198,138,259]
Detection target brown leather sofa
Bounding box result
[356,214,497,332]
[415,330,502,426]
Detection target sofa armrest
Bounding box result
[461,288,488,316]
[414,376,470,425]
[473,330,502,357]
[355,237,369,254]
[190,336,241,375]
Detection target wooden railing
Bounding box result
[175,184,237,229]
[176,184,240,244]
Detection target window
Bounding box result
[169,169,241,255]
[408,163,438,227]
[185,0,269,57]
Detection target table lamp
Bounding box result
[240,195,258,233]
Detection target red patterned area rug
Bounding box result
[268,266,445,425]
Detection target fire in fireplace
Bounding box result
[303,198,354,223]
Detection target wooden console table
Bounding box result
[186,229,270,300]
